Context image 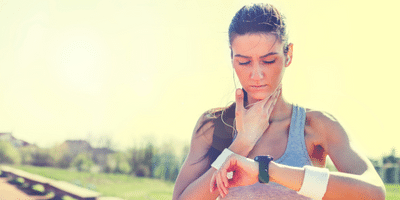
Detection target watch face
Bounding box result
[255,156,273,162]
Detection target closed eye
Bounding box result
[263,60,275,64]
[239,61,251,65]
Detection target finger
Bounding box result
[220,158,231,188]
[276,83,282,92]
[221,168,229,189]
[218,170,229,197]
[263,86,281,108]
[268,88,281,114]
[235,89,245,113]
[210,171,217,192]
[219,170,229,195]
[268,95,278,115]
[216,172,226,197]
[265,93,279,116]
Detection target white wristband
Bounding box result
[211,148,234,170]
[298,165,330,200]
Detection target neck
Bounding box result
[245,92,292,122]
[269,94,292,122]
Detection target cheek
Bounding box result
[269,61,286,80]
[234,67,249,82]
[271,67,284,78]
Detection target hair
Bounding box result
[229,3,289,55]
[197,3,288,168]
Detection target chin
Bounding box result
[249,93,269,102]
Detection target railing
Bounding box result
[1,165,102,200]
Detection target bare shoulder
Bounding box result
[305,108,349,151]
[306,108,340,127]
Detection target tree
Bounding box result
[31,148,55,167]
[143,143,154,177]
[0,141,20,165]
[383,147,399,164]
[71,153,94,172]
[153,143,180,182]
[106,152,131,174]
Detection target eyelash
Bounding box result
[238,60,275,65]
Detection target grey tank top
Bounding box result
[220,105,313,200]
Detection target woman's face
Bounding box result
[231,33,292,104]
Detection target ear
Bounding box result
[285,43,293,67]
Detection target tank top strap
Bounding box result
[287,104,306,148]
[274,104,312,167]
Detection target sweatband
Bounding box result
[211,148,234,170]
[298,165,330,200]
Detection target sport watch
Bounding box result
[254,155,274,183]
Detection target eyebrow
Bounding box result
[234,52,278,59]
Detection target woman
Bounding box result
[173,3,385,200]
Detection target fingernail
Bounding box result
[236,89,242,96]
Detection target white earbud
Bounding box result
[286,57,290,64]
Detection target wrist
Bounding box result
[235,133,258,147]
[229,139,254,156]
[268,161,280,183]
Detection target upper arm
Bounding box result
[173,112,214,199]
[311,111,383,184]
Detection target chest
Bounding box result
[246,120,327,167]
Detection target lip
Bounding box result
[250,84,268,89]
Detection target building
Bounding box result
[0,133,33,148]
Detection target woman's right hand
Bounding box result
[234,85,281,148]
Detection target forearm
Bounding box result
[269,162,385,200]
[228,138,254,157]
[174,168,220,200]
[322,171,385,200]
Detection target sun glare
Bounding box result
[53,31,104,94]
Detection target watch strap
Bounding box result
[254,155,273,183]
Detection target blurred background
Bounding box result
[0,0,399,163]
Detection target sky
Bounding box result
[0,0,399,159]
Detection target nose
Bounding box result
[250,63,264,80]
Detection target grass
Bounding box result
[386,184,400,200]
[12,165,174,200]
[5,166,400,200]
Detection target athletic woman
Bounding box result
[173,3,385,200]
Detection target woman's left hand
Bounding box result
[210,153,259,198]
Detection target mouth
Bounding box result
[250,84,268,89]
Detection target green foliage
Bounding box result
[72,153,94,172]
[143,143,154,177]
[57,153,74,169]
[19,145,36,165]
[106,152,131,174]
[31,148,55,167]
[128,142,154,177]
[153,143,181,182]
[135,164,150,177]
[0,140,21,165]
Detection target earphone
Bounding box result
[286,57,290,64]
